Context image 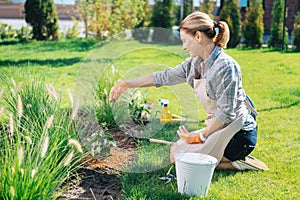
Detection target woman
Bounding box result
[109,12,266,170]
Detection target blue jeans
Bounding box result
[224,128,257,161]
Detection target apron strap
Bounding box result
[244,98,259,116]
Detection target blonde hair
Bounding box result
[179,11,230,48]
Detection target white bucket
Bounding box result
[175,153,217,196]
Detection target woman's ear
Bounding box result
[195,31,202,42]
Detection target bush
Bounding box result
[16,26,32,42]
[64,18,80,39]
[243,0,264,48]
[24,0,59,41]
[293,11,300,51]
[219,0,242,48]
[0,23,16,40]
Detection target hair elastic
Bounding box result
[214,21,219,37]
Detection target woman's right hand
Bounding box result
[109,81,130,102]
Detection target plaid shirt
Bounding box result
[154,46,256,129]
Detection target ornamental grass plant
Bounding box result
[0,80,87,199]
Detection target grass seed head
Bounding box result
[68,139,83,153]
[19,168,24,176]
[41,135,49,158]
[15,82,23,93]
[10,186,15,198]
[17,146,24,166]
[67,89,74,107]
[25,136,33,145]
[64,150,74,166]
[11,78,16,87]
[71,99,80,120]
[45,115,54,129]
[9,113,14,135]
[111,64,115,75]
[0,107,5,116]
[45,84,59,101]
[31,168,37,178]
[17,95,23,118]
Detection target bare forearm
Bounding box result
[126,73,154,88]
[202,118,225,138]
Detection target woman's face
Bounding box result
[180,30,202,58]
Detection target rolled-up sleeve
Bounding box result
[153,57,192,87]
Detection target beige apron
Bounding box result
[174,78,248,163]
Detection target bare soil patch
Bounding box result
[58,129,138,200]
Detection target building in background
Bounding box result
[0,0,79,19]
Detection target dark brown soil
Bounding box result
[58,129,138,200]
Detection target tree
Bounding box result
[175,0,193,25]
[268,0,288,49]
[200,0,214,19]
[24,0,59,41]
[77,0,93,39]
[219,0,241,48]
[293,11,300,51]
[77,0,146,39]
[110,0,146,35]
[151,0,174,42]
[243,0,264,48]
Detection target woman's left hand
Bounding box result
[177,126,203,144]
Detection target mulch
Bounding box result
[58,129,138,200]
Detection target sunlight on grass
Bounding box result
[1,39,299,199]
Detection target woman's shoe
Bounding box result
[232,155,269,171]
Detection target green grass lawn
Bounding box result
[0,39,299,199]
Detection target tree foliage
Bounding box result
[219,0,241,48]
[77,0,146,39]
[24,0,59,41]
[268,0,288,49]
[151,0,174,29]
[200,0,214,19]
[292,11,300,51]
[151,0,174,42]
[175,0,193,25]
[243,0,264,48]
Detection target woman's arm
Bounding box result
[109,73,154,102]
[202,117,224,138]
[109,57,193,102]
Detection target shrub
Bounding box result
[0,23,16,40]
[219,0,242,48]
[24,0,59,41]
[293,11,300,51]
[16,26,32,42]
[243,0,264,48]
[65,18,80,39]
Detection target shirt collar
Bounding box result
[203,46,222,69]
